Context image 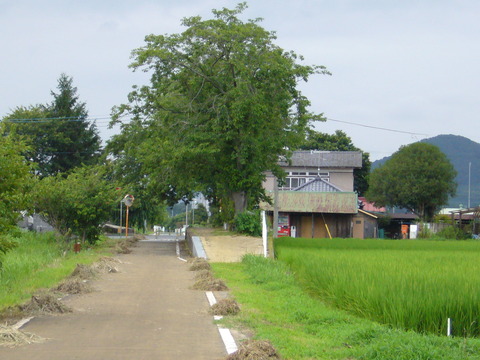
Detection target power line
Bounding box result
[325,117,430,137]
[2,115,112,123]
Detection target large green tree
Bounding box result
[299,129,371,195]
[34,165,118,243]
[2,74,101,176]
[0,133,35,259]
[109,3,327,215]
[366,142,457,221]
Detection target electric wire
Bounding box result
[325,117,430,137]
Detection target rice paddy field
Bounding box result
[274,238,480,338]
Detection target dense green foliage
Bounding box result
[34,166,118,243]
[2,73,101,176]
[367,142,457,221]
[275,237,480,337]
[0,134,35,264]
[108,3,327,218]
[372,135,478,208]
[299,129,371,195]
[0,135,34,234]
[213,255,480,359]
[234,210,261,236]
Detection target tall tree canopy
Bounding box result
[2,74,101,176]
[299,129,371,195]
[109,3,328,215]
[366,142,457,221]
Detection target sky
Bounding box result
[1,0,479,161]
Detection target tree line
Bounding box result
[0,3,457,260]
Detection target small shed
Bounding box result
[352,209,378,239]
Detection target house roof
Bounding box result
[279,151,363,169]
[293,177,343,192]
[358,197,386,212]
[357,209,379,219]
[261,191,358,214]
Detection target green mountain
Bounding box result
[372,135,480,208]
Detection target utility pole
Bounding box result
[273,177,279,239]
[468,161,471,208]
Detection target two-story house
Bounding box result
[262,150,365,238]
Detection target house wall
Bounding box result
[329,170,354,191]
[263,168,354,192]
[289,213,352,238]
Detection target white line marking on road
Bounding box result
[205,291,238,355]
[13,317,34,330]
[218,327,238,354]
[206,291,217,306]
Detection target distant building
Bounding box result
[262,151,371,238]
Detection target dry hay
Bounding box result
[21,292,71,315]
[189,257,211,271]
[114,240,132,254]
[226,340,280,360]
[55,278,93,295]
[191,270,228,291]
[0,324,46,348]
[211,298,240,316]
[70,263,98,280]
[92,256,120,274]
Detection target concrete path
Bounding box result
[1,238,227,360]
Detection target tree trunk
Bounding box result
[232,191,248,215]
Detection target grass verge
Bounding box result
[212,255,480,360]
[0,232,117,312]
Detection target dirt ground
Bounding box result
[1,240,227,360]
[192,228,264,262]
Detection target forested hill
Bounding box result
[372,135,480,208]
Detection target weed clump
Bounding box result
[55,278,93,295]
[70,264,98,280]
[21,292,71,315]
[189,257,211,271]
[92,256,120,274]
[191,270,228,291]
[211,298,240,316]
[114,241,132,254]
[226,339,280,360]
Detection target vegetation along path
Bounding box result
[1,237,226,360]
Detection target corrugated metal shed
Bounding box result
[279,151,362,168]
[262,191,358,214]
[294,177,343,192]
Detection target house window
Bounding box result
[279,171,330,190]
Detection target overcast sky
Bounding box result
[1,0,478,161]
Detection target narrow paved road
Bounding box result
[1,237,227,360]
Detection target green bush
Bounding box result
[234,210,261,236]
[434,226,470,240]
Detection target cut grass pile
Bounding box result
[211,298,240,316]
[0,324,46,348]
[212,255,480,360]
[191,268,228,291]
[226,339,280,360]
[275,237,480,337]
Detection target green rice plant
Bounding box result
[275,237,480,337]
[212,255,480,359]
